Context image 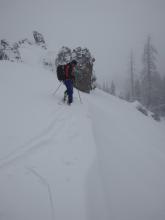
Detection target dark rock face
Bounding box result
[33,31,46,49]
[72,47,95,93]
[74,62,93,93]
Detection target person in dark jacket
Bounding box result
[63,60,77,105]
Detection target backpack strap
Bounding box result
[65,64,70,79]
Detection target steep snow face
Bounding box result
[0,61,165,220]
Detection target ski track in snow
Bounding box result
[0,104,66,170]
[26,167,55,220]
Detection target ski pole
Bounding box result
[74,66,82,104]
[52,82,62,96]
[77,88,82,104]
[75,80,82,104]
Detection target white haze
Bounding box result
[0,0,165,88]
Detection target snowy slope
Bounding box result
[0,59,165,220]
[88,90,165,220]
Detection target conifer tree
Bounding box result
[55,46,72,66]
[141,36,159,109]
[110,81,116,95]
[130,51,135,101]
[134,79,141,102]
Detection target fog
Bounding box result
[0,0,165,88]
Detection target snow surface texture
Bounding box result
[0,47,165,220]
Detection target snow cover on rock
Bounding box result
[0,49,165,220]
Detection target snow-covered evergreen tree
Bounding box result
[101,81,109,93]
[141,36,159,109]
[129,51,135,101]
[18,38,33,47]
[134,79,141,102]
[33,31,46,49]
[0,39,21,62]
[12,42,21,61]
[110,81,116,96]
[161,76,165,116]
[55,46,72,66]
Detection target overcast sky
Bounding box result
[0,0,165,86]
